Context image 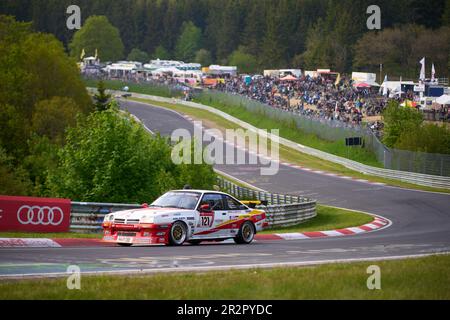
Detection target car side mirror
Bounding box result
[199,204,211,212]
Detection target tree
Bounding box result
[354,24,449,79]
[69,15,124,62]
[93,80,112,112]
[228,47,258,74]
[175,21,202,61]
[260,5,287,69]
[382,101,424,148]
[47,108,217,203]
[152,45,171,60]
[0,147,32,196]
[0,15,91,160]
[194,49,212,66]
[31,97,80,144]
[395,123,450,154]
[127,48,149,63]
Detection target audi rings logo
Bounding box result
[17,205,65,226]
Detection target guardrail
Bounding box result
[70,179,317,232]
[70,201,140,232]
[118,91,450,189]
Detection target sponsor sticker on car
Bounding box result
[117,236,133,243]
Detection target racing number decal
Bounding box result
[198,212,214,228]
[201,216,211,227]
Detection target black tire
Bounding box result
[169,221,188,246]
[234,221,255,244]
[117,243,132,247]
[188,240,202,245]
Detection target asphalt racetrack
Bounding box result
[1,99,449,278]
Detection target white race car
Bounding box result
[102,190,268,246]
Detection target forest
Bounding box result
[1,0,449,78]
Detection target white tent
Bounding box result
[436,94,450,105]
[380,81,414,97]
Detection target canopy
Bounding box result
[436,94,450,105]
[280,75,298,81]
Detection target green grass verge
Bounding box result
[91,79,380,166]
[1,254,448,299]
[262,205,373,233]
[84,79,181,98]
[129,97,450,194]
[195,95,382,167]
[0,232,101,239]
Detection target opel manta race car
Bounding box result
[102,190,268,246]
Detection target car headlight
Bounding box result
[104,214,114,222]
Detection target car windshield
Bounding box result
[150,191,201,210]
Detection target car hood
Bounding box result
[112,207,191,220]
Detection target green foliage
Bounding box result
[69,15,124,62]
[22,135,60,196]
[175,21,202,62]
[382,101,424,148]
[1,1,448,75]
[47,109,216,203]
[354,25,450,80]
[228,47,258,74]
[31,97,80,144]
[382,101,450,155]
[0,147,33,196]
[152,45,171,60]
[194,49,212,67]
[395,124,450,154]
[127,48,149,63]
[94,80,112,112]
[0,15,91,196]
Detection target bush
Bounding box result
[47,107,216,203]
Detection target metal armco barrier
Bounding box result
[216,176,317,229]
[216,177,312,205]
[262,202,316,229]
[70,202,140,232]
[120,91,450,189]
[70,179,317,232]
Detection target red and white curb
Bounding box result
[0,238,62,248]
[255,215,391,241]
[182,116,386,187]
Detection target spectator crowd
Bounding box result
[214,75,390,133]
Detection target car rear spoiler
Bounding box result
[240,200,268,208]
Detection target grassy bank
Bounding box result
[88,79,379,166]
[130,97,450,194]
[195,94,382,167]
[1,254,448,299]
[84,79,180,98]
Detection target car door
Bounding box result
[223,195,251,236]
[194,193,227,238]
